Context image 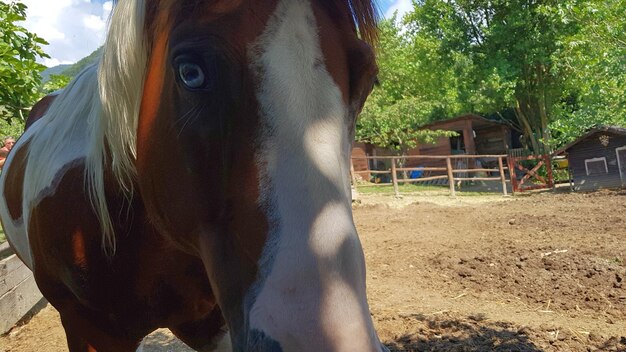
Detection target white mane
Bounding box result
[25,0,148,253]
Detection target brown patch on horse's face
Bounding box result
[312,3,378,135]
[136,0,379,346]
[136,0,278,330]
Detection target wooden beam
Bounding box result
[452,168,500,173]
[446,157,456,197]
[499,156,508,196]
[352,154,508,160]
[0,254,43,334]
[397,175,449,183]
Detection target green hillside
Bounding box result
[41,64,71,82]
[41,46,102,83]
[61,46,102,78]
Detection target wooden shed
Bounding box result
[419,114,512,156]
[554,126,626,191]
[351,114,514,181]
[404,114,512,170]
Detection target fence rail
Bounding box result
[352,154,512,197]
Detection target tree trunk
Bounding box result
[515,100,540,152]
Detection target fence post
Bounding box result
[507,156,517,194]
[545,154,555,189]
[349,159,359,201]
[498,156,508,196]
[349,159,358,186]
[446,157,456,197]
[391,157,399,197]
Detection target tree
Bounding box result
[405,0,586,152]
[356,17,456,155]
[549,0,626,146]
[41,74,71,95]
[0,0,49,122]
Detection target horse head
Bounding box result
[108,0,382,350]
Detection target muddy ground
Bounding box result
[2,190,625,351]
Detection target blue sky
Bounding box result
[21,0,413,67]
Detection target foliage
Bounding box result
[358,96,457,152]
[356,17,457,153]
[0,0,48,122]
[41,74,71,95]
[549,0,626,147]
[360,1,626,153]
[0,117,23,140]
[403,0,589,152]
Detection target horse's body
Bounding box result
[4,68,227,351]
[25,92,59,129]
[0,1,383,351]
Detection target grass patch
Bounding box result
[0,228,5,243]
[356,183,447,194]
[355,182,502,197]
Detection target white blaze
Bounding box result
[248,0,380,350]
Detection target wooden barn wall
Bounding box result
[568,132,626,191]
[409,137,450,168]
[352,143,369,171]
[475,126,510,154]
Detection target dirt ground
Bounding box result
[2,190,625,351]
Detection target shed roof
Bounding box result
[554,125,626,155]
[421,114,509,130]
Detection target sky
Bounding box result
[21,0,413,68]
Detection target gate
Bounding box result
[507,149,554,193]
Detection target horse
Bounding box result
[25,91,59,129]
[0,0,383,351]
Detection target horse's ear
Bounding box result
[348,40,378,115]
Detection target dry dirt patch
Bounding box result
[358,190,626,351]
[2,190,625,351]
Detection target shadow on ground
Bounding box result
[383,313,543,352]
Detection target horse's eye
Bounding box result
[178,62,205,89]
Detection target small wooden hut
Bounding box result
[554,126,626,191]
[418,114,512,156]
[351,114,514,181]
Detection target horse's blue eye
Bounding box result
[178,62,205,89]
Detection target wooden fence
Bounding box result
[0,242,43,334]
[351,154,511,197]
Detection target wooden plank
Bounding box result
[0,255,33,297]
[396,167,447,172]
[351,154,508,160]
[452,168,500,173]
[454,177,502,181]
[368,170,391,175]
[357,183,393,187]
[0,264,43,334]
[397,175,448,183]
